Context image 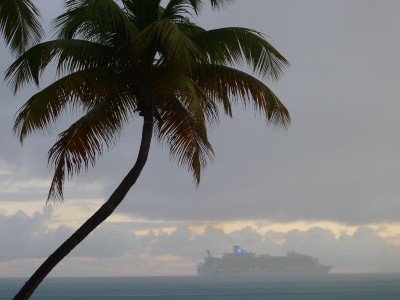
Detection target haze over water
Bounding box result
[1,275,400,300]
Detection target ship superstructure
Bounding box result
[197,246,332,275]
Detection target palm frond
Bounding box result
[13,68,121,143]
[5,39,113,93]
[141,19,204,72]
[193,27,288,80]
[47,90,137,201]
[156,98,214,184]
[176,21,206,37]
[163,0,234,17]
[53,0,139,42]
[0,0,43,54]
[196,64,290,128]
[208,0,235,10]
[122,0,161,30]
[162,0,194,20]
[150,67,219,125]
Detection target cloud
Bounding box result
[1,208,400,277]
[0,207,59,261]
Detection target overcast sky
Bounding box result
[1,0,400,277]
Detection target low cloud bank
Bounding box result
[1,209,399,276]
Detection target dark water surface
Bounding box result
[1,274,399,299]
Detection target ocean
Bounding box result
[1,274,399,299]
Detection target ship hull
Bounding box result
[197,265,333,276]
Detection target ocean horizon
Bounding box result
[1,273,400,299]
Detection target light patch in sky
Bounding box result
[3,198,400,245]
[0,199,103,228]
[0,179,49,194]
[0,169,10,175]
[186,220,400,246]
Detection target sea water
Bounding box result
[1,274,400,300]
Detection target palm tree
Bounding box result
[6,0,290,299]
[0,0,43,54]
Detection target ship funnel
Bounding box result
[206,249,213,257]
[234,245,243,254]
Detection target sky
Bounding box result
[1,0,400,277]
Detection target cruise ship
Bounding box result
[197,246,333,275]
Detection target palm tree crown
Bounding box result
[6,0,290,201]
[8,1,291,298]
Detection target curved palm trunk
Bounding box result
[13,114,154,300]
